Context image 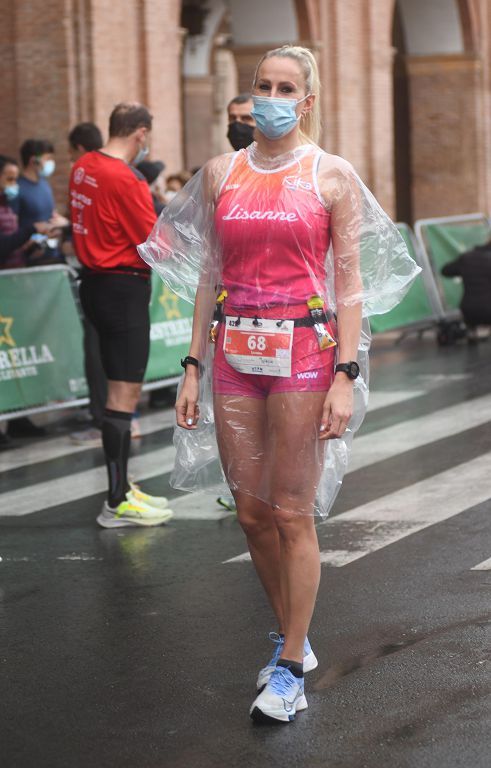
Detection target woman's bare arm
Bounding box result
[317,156,363,439]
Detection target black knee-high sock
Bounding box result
[102,409,132,507]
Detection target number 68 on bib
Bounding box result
[223,317,294,377]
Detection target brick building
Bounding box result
[1,0,490,222]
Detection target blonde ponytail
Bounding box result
[253,45,321,145]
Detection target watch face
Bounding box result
[349,362,360,379]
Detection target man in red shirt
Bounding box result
[70,102,173,528]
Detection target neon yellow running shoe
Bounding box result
[127,481,170,510]
[97,499,173,529]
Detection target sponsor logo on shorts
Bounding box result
[296,371,319,380]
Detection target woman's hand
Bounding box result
[175,370,200,429]
[319,375,354,440]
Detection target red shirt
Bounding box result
[69,151,156,272]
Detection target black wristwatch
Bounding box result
[181,355,199,371]
[335,361,360,380]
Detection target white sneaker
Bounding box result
[96,498,173,529]
[250,666,307,723]
[256,633,318,691]
[128,481,170,510]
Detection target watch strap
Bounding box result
[335,361,359,380]
[181,355,199,370]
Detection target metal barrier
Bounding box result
[414,213,491,345]
[0,267,190,420]
[415,213,491,314]
[370,223,440,337]
[4,215,488,418]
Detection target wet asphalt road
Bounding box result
[0,333,490,768]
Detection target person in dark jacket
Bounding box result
[442,243,491,337]
[137,159,166,215]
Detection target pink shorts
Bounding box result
[213,304,336,399]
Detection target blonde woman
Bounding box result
[140,46,418,723]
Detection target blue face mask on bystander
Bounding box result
[251,94,309,140]
[4,183,19,201]
[40,159,56,178]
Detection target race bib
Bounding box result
[223,316,294,377]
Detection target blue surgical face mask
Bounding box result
[40,159,56,178]
[4,183,19,201]
[251,94,309,140]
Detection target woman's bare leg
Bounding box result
[214,394,284,631]
[266,391,326,663]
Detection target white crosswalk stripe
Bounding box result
[0,409,176,473]
[0,445,176,517]
[471,557,491,570]
[0,389,422,474]
[2,386,490,574]
[365,389,424,410]
[3,390,489,518]
[225,451,491,566]
[349,391,491,472]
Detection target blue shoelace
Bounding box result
[269,666,301,697]
[266,632,284,667]
[267,632,310,666]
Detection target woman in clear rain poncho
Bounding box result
[139,46,419,724]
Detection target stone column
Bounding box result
[319,0,395,215]
[407,54,482,219]
[475,0,491,214]
[183,75,215,170]
[365,0,397,217]
[90,0,183,173]
[0,0,19,156]
[0,0,80,204]
[141,0,184,173]
[0,0,184,202]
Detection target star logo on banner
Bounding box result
[158,287,181,320]
[0,315,15,347]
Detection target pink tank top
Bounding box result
[214,146,331,308]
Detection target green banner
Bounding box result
[421,219,491,311]
[145,274,193,381]
[370,225,434,333]
[0,267,88,414]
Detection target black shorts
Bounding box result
[80,272,151,383]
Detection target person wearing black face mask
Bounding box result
[227,93,256,151]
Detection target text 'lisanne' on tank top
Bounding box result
[214,145,331,309]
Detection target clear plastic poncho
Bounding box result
[138,143,420,517]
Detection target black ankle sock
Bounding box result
[102,409,132,507]
[277,658,303,678]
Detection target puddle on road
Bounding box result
[313,615,491,690]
